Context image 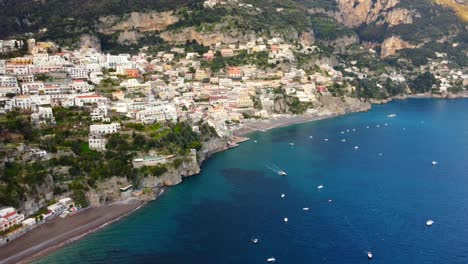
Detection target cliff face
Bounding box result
[160,27,257,46]
[381,36,418,57]
[99,12,179,34]
[335,0,415,28]
[98,11,179,44]
[319,95,372,114]
[19,175,56,216]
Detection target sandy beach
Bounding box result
[0,199,144,264]
[233,113,338,136]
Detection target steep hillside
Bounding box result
[0,0,466,59]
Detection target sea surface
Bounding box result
[36,99,468,264]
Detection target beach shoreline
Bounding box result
[0,199,145,264]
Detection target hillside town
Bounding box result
[0,35,467,245]
[1,37,467,144]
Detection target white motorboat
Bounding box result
[367,252,373,259]
[289,142,295,146]
[303,207,309,211]
[388,114,397,118]
[281,193,286,198]
[324,138,329,142]
[284,217,288,223]
[252,238,259,244]
[317,185,324,189]
[278,171,287,176]
[341,139,346,142]
[432,161,438,166]
[354,146,359,149]
[267,258,276,262]
[426,219,434,226]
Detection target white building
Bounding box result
[89,123,121,134]
[89,134,107,150]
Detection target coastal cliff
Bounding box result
[86,138,228,206]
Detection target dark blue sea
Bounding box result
[36,99,468,264]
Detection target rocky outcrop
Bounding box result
[99,11,179,34]
[319,95,371,114]
[300,30,315,46]
[117,31,144,45]
[160,27,257,46]
[79,34,101,51]
[384,8,414,26]
[325,35,359,53]
[335,0,414,28]
[19,175,55,216]
[381,36,418,57]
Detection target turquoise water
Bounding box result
[36,99,468,264]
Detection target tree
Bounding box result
[410,72,440,93]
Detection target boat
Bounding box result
[384,123,388,126]
[278,171,287,176]
[432,161,438,166]
[281,193,286,198]
[289,142,295,146]
[284,217,288,223]
[324,138,329,142]
[267,258,276,262]
[347,129,350,132]
[388,114,397,118]
[254,140,258,143]
[426,219,434,226]
[303,207,309,211]
[376,125,380,128]
[309,136,313,139]
[354,146,359,149]
[317,185,324,189]
[367,252,373,259]
[352,129,356,131]
[252,238,259,244]
[341,131,345,134]
[366,126,370,128]
[328,199,333,203]
[378,153,383,156]
[341,139,346,142]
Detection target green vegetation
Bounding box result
[0,106,218,208]
[202,50,270,72]
[409,72,440,93]
[310,16,355,41]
